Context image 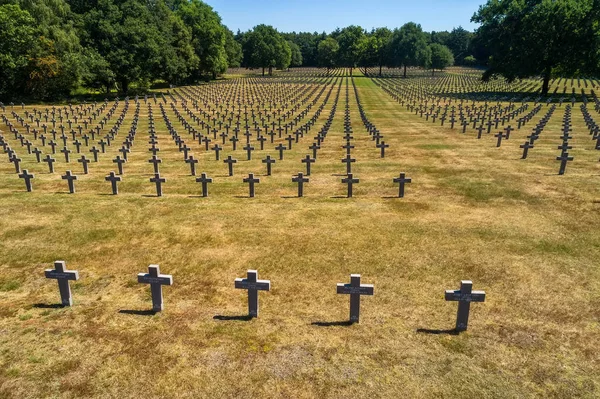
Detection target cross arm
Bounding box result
[138,273,173,285]
[337,283,374,295]
[445,290,486,302]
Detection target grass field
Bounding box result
[1,69,599,398]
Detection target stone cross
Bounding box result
[234,270,270,318]
[376,141,389,158]
[44,261,79,306]
[494,132,505,147]
[520,142,533,159]
[275,144,286,160]
[301,155,315,176]
[105,171,122,195]
[196,173,213,197]
[243,173,260,197]
[61,170,78,194]
[336,274,374,323]
[185,155,199,176]
[262,155,275,176]
[137,265,173,312]
[224,155,237,176]
[393,172,412,198]
[18,169,34,192]
[150,173,166,197]
[113,156,126,175]
[341,154,356,174]
[292,172,309,197]
[244,144,255,160]
[78,155,90,174]
[342,173,359,198]
[44,155,56,173]
[445,280,486,332]
[149,156,162,174]
[556,153,573,175]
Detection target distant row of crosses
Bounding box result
[18,170,413,198]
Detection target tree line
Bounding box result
[0,0,598,100]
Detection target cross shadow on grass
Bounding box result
[311,320,354,327]
[213,314,253,321]
[33,303,66,309]
[416,328,460,335]
[119,309,157,316]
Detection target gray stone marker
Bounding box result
[243,173,260,197]
[44,261,79,306]
[336,274,374,323]
[292,172,309,197]
[196,173,213,197]
[445,280,486,332]
[301,155,315,176]
[105,171,121,195]
[393,172,411,198]
[342,173,359,198]
[262,155,275,176]
[19,169,34,192]
[520,142,533,159]
[61,170,78,194]
[186,155,198,176]
[150,173,166,197]
[137,265,173,312]
[556,153,573,175]
[224,155,237,176]
[234,270,271,318]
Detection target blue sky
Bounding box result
[205,0,485,33]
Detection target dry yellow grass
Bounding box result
[0,70,599,398]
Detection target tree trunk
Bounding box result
[120,79,129,95]
[542,71,551,96]
[268,66,273,75]
[212,71,217,80]
[403,64,407,78]
[379,64,382,76]
[349,67,353,77]
[431,68,435,76]
[262,67,265,76]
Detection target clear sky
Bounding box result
[205,0,486,34]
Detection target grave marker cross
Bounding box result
[234,270,270,318]
[44,261,79,306]
[445,280,486,332]
[137,265,173,312]
[336,274,374,323]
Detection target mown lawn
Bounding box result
[0,72,599,398]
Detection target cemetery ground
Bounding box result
[1,70,600,398]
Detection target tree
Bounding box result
[152,0,198,85]
[288,41,303,67]
[429,43,454,75]
[333,25,364,76]
[0,4,36,98]
[243,24,291,75]
[445,27,473,65]
[390,22,430,77]
[224,28,243,68]
[174,0,228,80]
[2,0,85,99]
[317,37,339,71]
[360,27,392,76]
[472,0,599,95]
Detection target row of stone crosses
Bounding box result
[372,74,600,174]
[3,75,414,197]
[44,260,486,332]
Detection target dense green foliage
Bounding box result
[429,43,454,74]
[473,0,600,95]
[1,0,597,100]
